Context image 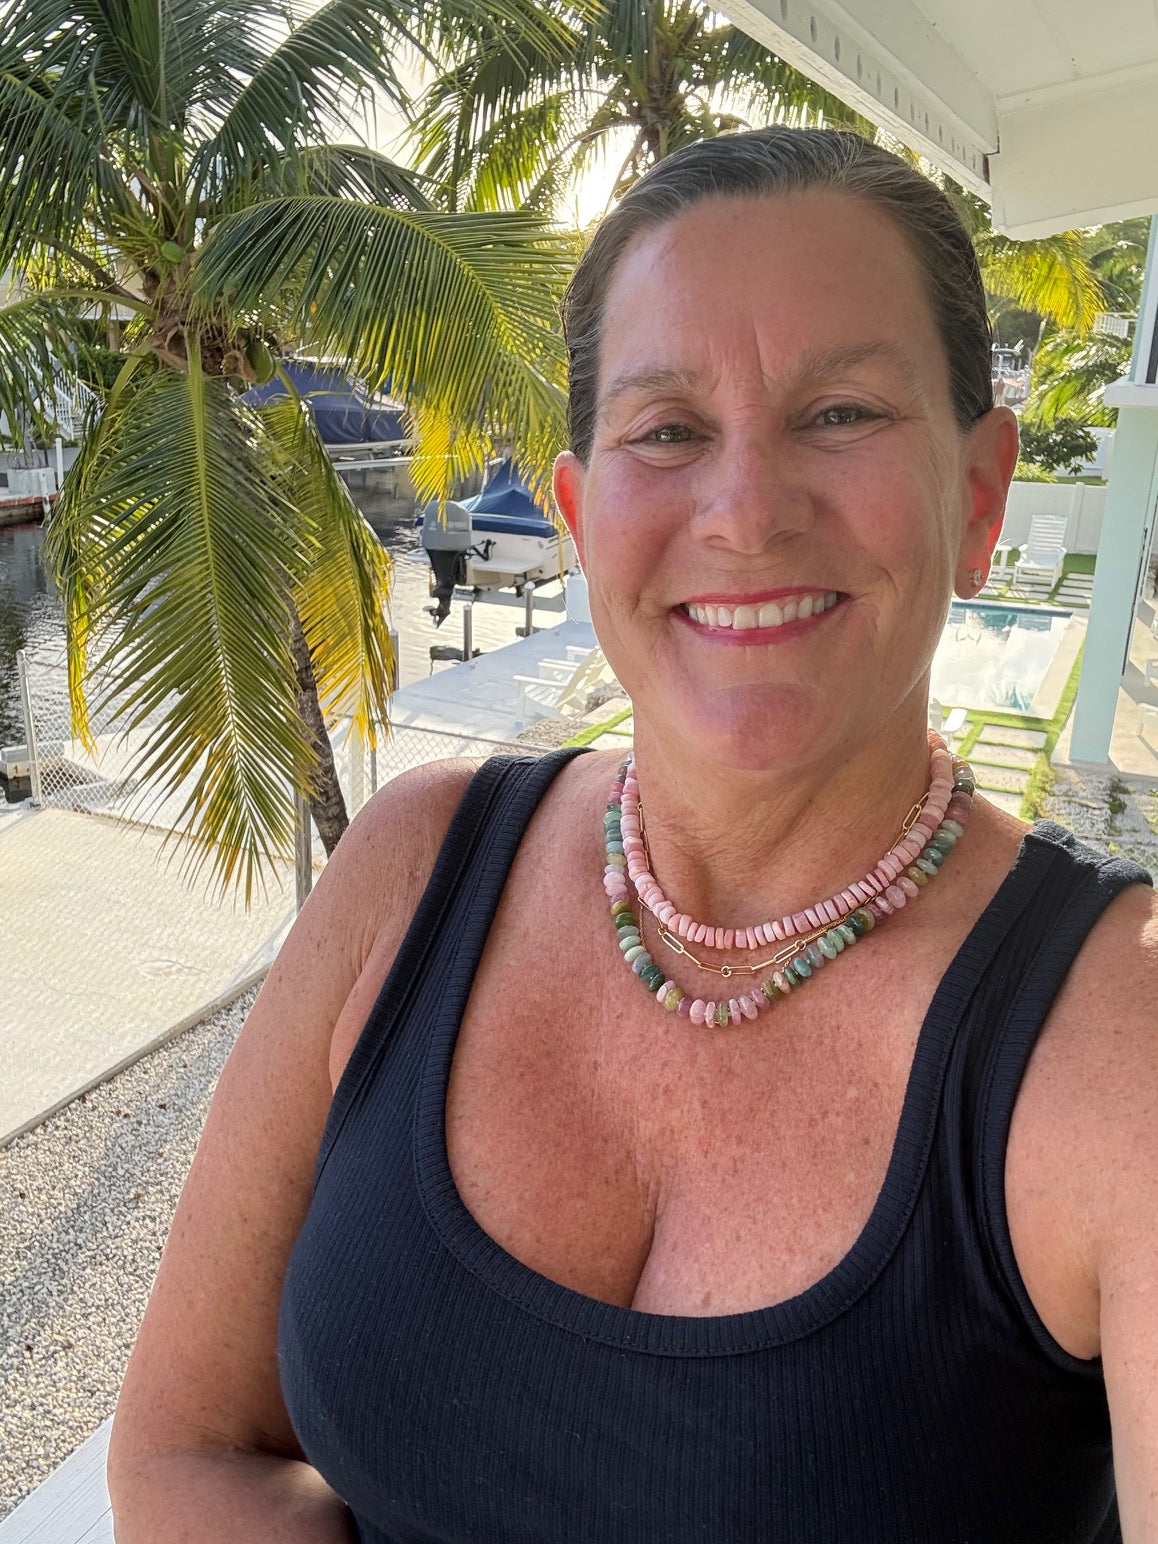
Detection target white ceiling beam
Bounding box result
[719,0,1158,238]
[720,0,995,194]
[989,70,1158,237]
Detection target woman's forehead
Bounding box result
[595,192,944,402]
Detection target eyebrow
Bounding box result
[598,340,927,416]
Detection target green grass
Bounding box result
[950,641,1085,820]
[1022,642,1084,819]
[1061,552,1096,576]
[562,706,633,748]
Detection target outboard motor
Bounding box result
[419,499,472,625]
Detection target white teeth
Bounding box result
[683,593,837,630]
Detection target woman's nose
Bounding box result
[690,436,814,555]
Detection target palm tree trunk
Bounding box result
[290,606,349,856]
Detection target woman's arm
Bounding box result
[111,1449,356,1541]
[107,759,476,1537]
[1067,885,1158,1542]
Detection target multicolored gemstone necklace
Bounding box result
[602,732,976,1027]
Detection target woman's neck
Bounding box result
[626,710,936,931]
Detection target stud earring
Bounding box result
[969,567,983,591]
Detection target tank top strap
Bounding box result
[953,820,1152,1368]
[313,746,590,1188]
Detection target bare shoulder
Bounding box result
[1019,873,1158,1268]
[1041,876,1157,1125]
[108,755,483,1483]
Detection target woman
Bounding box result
[108,129,1157,1541]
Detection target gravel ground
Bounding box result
[0,982,259,1520]
[1044,764,1158,876]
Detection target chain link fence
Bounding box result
[13,639,545,824]
[4,641,551,1138]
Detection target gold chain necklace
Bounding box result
[637,794,929,980]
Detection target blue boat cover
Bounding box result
[463,459,555,535]
[242,361,406,446]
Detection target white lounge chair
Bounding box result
[928,700,968,747]
[1013,513,1068,594]
[513,645,613,722]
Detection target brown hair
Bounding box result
[560,126,994,462]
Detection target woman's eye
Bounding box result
[635,424,694,444]
[813,403,876,426]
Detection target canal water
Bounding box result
[0,508,566,800]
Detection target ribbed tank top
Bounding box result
[278,747,1153,1543]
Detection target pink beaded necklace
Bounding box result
[603,733,976,1028]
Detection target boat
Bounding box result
[242,360,409,453]
[417,459,577,623]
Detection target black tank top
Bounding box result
[277,747,1152,1543]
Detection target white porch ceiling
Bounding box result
[719,0,1158,237]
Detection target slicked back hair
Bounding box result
[560,127,994,463]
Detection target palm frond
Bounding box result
[192,196,570,495]
[276,142,437,209]
[188,0,410,205]
[261,387,396,744]
[0,37,110,265]
[978,230,1106,334]
[1021,329,1132,428]
[0,290,77,441]
[408,31,585,209]
[39,387,127,753]
[44,350,317,905]
[711,27,872,132]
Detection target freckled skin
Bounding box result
[555,190,1017,778]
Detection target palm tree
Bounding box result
[0,0,577,904]
[409,3,1110,360]
[408,0,874,215]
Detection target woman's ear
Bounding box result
[958,405,1020,579]
[553,451,587,569]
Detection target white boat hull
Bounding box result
[465,528,576,592]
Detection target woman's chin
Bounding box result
[644,680,847,773]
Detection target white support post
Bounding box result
[15,649,43,807]
[1070,216,1158,763]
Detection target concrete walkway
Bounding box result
[0,806,294,1146]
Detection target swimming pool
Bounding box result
[930,600,1074,715]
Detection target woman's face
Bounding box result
[554,190,1018,772]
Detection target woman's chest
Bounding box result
[447,905,923,1317]
[444,878,1101,1352]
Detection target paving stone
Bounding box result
[973,763,1029,793]
[976,726,1047,750]
[970,744,1038,770]
[587,731,635,750]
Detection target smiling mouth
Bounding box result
[676,591,843,631]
